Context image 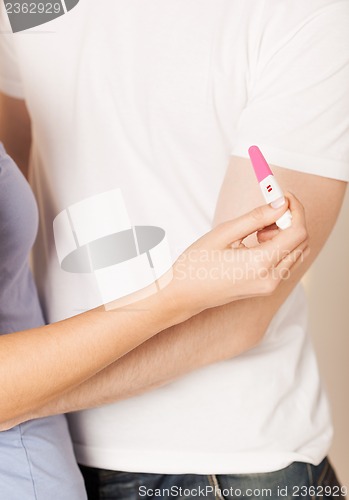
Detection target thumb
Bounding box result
[215,201,289,247]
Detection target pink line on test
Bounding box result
[248,145,273,183]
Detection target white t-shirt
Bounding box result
[1,0,348,474]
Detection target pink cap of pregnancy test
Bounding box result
[248,145,273,182]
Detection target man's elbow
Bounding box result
[0,92,32,178]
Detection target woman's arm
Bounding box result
[0,196,308,425]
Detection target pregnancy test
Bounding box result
[248,146,292,230]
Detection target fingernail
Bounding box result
[270,197,285,209]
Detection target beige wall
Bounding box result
[304,189,349,486]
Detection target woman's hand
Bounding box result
[171,193,309,314]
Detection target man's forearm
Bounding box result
[15,285,291,422]
[9,159,345,426]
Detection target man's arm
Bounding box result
[8,156,346,424]
[0,93,31,177]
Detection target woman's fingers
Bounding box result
[174,192,309,309]
[256,223,279,243]
[214,199,290,248]
[274,240,310,275]
[258,193,308,266]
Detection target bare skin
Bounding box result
[0,93,346,430]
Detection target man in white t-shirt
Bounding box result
[0,0,348,497]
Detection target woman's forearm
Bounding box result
[0,285,186,424]
[0,194,309,425]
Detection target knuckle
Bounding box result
[217,220,234,238]
[252,257,267,277]
[251,206,265,222]
[297,226,308,243]
[252,258,263,272]
[261,277,279,295]
[213,221,225,234]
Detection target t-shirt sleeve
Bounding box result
[0,7,25,99]
[232,2,349,182]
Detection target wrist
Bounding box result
[104,269,197,332]
[152,274,199,328]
